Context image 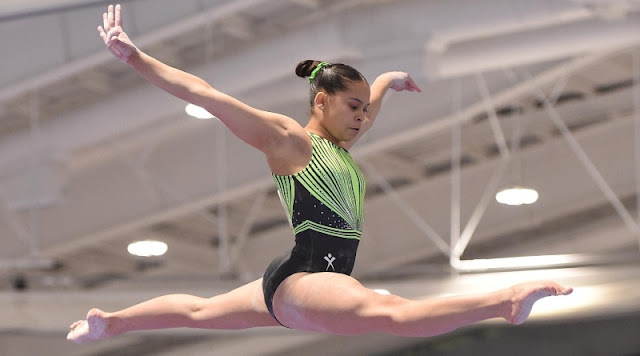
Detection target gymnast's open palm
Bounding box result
[387,72,422,92]
[98,4,136,63]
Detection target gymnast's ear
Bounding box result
[314,91,326,111]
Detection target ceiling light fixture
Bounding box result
[127,240,168,257]
[185,103,217,120]
[495,186,539,206]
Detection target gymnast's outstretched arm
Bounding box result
[98,4,308,160]
[340,71,421,150]
[359,72,421,133]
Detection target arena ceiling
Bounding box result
[1,0,640,355]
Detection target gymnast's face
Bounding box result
[316,80,370,143]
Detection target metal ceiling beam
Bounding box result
[426,16,640,79]
[0,0,276,101]
[359,159,450,255]
[426,1,595,51]
[355,47,629,157]
[518,68,640,241]
[475,73,510,159]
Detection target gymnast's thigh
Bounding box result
[190,278,282,329]
[272,272,405,334]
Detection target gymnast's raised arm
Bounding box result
[357,71,422,137]
[98,5,308,168]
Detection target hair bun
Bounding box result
[295,60,323,78]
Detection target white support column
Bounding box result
[27,92,40,257]
[633,50,640,251]
[359,159,450,256]
[215,126,231,274]
[450,79,462,255]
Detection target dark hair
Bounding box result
[295,60,368,109]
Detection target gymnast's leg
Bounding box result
[272,273,572,337]
[67,278,279,343]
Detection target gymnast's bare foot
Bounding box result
[503,281,573,325]
[67,308,111,343]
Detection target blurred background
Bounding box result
[1,0,640,355]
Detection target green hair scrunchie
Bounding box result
[308,62,330,83]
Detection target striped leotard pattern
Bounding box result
[263,131,366,325]
[272,132,366,240]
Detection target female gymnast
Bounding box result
[67,4,572,343]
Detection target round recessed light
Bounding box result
[127,240,168,257]
[495,187,539,206]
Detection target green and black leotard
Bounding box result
[262,131,366,324]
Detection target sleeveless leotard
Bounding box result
[262,131,366,324]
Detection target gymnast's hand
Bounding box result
[385,71,422,92]
[98,4,137,63]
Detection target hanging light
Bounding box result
[495,186,539,206]
[127,240,168,257]
[185,103,216,120]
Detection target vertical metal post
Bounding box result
[216,124,230,273]
[509,104,524,186]
[450,79,461,256]
[28,92,40,257]
[633,51,640,223]
[633,50,640,251]
[203,17,231,272]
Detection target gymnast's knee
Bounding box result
[188,296,218,321]
[360,294,411,334]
